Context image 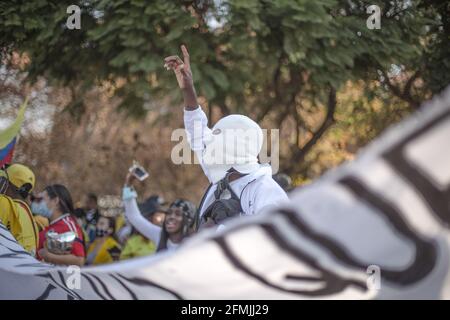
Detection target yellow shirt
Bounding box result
[0,195,38,256]
[0,195,21,239]
[86,236,121,265]
[115,214,126,233]
[33,215,49,232]
[120,234,156,260]
[14,199,39,256]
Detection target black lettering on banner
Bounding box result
[109,273,139,300]
[0,253,27,259]
[82,273,110,300]
[0,239,31,256]
[36,272,83,300]
[88,273,116,300]
[382,108,450,226]
[337,176,438,285]
[36,284,57,300]
[15,263,51,268]
[114,273,184,300]
[214,222,367,297]
[0,231,21,245]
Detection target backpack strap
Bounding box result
[199,172,246,228]
[195,183,213,231]
[214,172,242,201]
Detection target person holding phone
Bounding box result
[122,172,196,252]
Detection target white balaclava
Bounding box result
[202,114,264,184]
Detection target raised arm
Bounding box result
[122,174,162,246]
[164,45,213,181]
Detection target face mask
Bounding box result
[95,228,109,238]
[202,115,263,184]
[31,201,53,218]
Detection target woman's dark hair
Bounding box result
[44,184,75,215]
[157,199,196,252]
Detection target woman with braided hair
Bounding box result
[122,173,196,252]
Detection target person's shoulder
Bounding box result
[49,219,68,233]
[254,174,287,194]
[66,215,82,230]
[13,199,29,207]
[106,236,120,248]
[0,194,12,203]
[0,194,16,210]
[14,200,32,216]
[0,195,13,218]
[0,196,20,221]
[55,215,78,233]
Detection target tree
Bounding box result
[1,0,448,177]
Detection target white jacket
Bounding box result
[184,107,289,221]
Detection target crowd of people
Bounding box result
[0,45,290,267]
[0,163,290,267]
[0,163,201,266]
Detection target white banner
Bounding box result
[1,87,450,300]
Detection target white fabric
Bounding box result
[166,239,179,251]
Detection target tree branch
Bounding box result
[381,69,420,109]
[286,87,336,172]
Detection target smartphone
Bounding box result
[129,161,149,181]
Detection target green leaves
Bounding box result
[0,0,444,119]
[4,14,21,26]
[204,65,229,90]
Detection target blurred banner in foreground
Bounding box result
[0,88,449,300]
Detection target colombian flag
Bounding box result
[0,98,28,167]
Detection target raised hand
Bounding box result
[164,45,193,89]
[164,45,198,109]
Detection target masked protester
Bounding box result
[122,173,196,252]
[85,215,121,265]
[164,46,288,230]
[35,184,86,266]
[30,193,49,232]
[0,164,39,256]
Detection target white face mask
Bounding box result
[31,200,53,218]
[201,115,263,184]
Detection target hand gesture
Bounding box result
[164,45,193,89]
